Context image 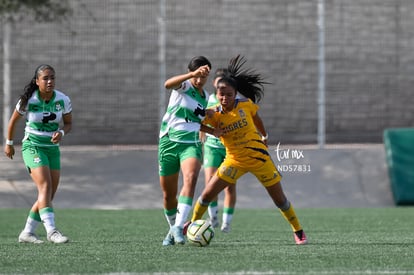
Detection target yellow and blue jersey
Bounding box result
[203,98,269,169]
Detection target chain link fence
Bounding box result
[1,0,413,145]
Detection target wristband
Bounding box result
[6,139,14,146]
[59,129,65,137]
[261,133,268,141]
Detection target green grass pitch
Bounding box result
[0,208,413,274]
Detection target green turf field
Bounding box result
[0,208,413,274]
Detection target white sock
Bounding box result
[23,217,40,234]
[208,205,218,221]
[175,203,192,227]
[40,208,56,234]
[165,212,176,228]
[222,212,234,225]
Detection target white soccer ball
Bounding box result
[186,219,215,247]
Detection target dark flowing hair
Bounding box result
[187,56,211,72]
[218,55,268,103]
[214,68,228,80]
[19,64,55,112]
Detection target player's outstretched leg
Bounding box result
[191,197,209,222]
[265,182,308,245]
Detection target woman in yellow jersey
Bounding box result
[202,68,237,233]
[193,55,308,245]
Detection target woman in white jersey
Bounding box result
[4,64,72,244]
[158,56,219,246]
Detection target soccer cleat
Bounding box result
[294,229,308,245]
[18,231,44,244]
[170,225,185,244]
[47,229,69,244]
[209,217,219,228]
[182,221,191,236]
[162,232,175,246]
[220,223,231,233]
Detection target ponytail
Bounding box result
[226,55,268,103]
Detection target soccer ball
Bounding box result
[186,219,215,247]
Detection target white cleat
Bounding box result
[18,231,44,244]
[221,223,231,233]
[47,229,69,244]
[209,217,219,228]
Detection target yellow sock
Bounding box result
[191,200,208,222]
[279,204,302,232]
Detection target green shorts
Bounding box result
[22,141,61,171]
[158,135,203,176]
[203,144,226,168]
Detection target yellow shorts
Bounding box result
[217,157,282,187]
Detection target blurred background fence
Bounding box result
[1,0,414,146]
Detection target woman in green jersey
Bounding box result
[158,56,220,246]
[4,64,72,244]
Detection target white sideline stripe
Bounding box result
[106,271,414,275]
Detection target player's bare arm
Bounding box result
[4,110,23,159]
[164,65,210,90]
